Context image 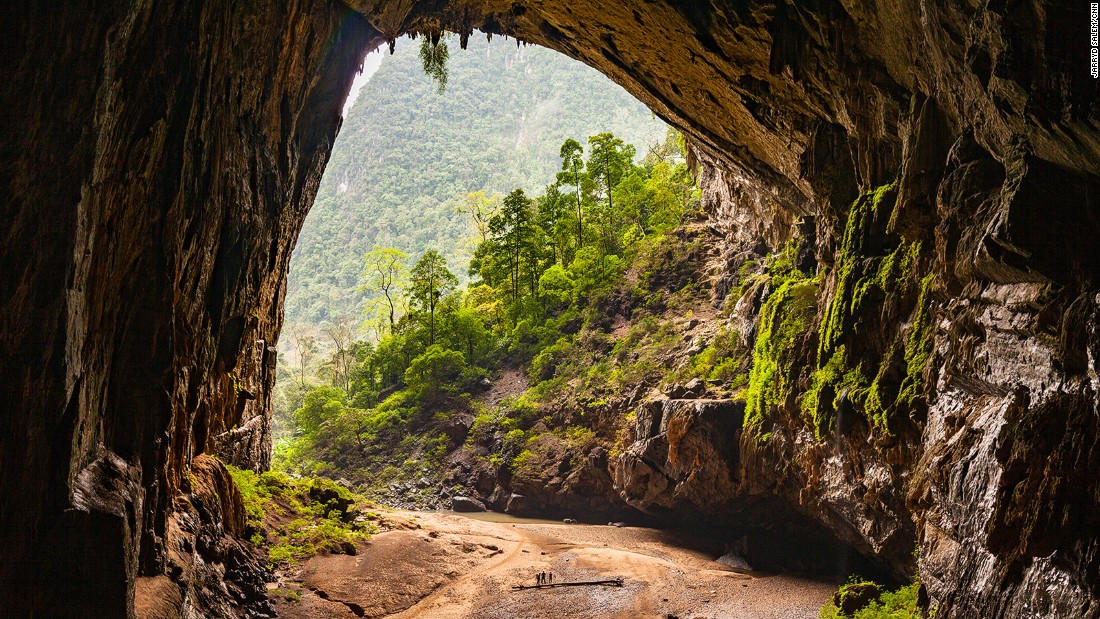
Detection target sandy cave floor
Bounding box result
[269,511,835,619]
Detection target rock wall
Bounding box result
[2,0,1099,617]
[1,1,376,616]
[373,1,1100,615]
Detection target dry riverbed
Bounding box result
[269,510,834,619]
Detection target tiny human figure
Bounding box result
[549,572,553,584]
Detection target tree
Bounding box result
[488,189,538,311]
[293,385,346,438]
[360,247,409,334]
[556,139,587,250]
[458,191,500,245]
[408,249,458,345]
[346,340,378,408]
[285,323,319,389]
[587,133,635,254]
[536,184,571,265]
[320,315,358,392]
[404,345,468,403]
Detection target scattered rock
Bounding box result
[664,384,688,399]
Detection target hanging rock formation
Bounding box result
[2,1,1098,617]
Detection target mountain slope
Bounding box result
[286,37,666,325]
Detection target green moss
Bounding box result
[672,325,745,385]
[898,274,936,407]
[727,259,762,306]
[744,276,818,431]
[818,182,898,363]
[270,588,302,603]
[801,347,868,439]
[819,579,931,619]
[808,182,935,437]
[227,467,268,530]
[227,465,374,568]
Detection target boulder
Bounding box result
[664,384,688,399]
[451,496,487,512]
[683,377,705,397]
[833,581,884,616]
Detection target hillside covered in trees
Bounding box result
[285,36,666,326]
[275,127,698,491]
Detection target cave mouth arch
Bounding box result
[278,24,894,591]
[4,0,1098,616]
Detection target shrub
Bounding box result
[226,465,374,568]
[819,579,929,619]
[405,345,468,402]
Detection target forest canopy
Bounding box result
[284,36,666,326]
[274,128,699,483]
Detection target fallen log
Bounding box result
[512,578,624,591]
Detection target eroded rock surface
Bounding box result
[2,1,376,615]
[3,1,1099,617]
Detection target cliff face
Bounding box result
[2,1,1098,617]
[1,1,375,615]
[365,2,1100,616]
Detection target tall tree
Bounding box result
[285,323,318,389]
[360,247,409,334]
[409,249,458,345]
[488,189,537,309]
[557,139,587,250]
[536,184,570,265]
[458,191,500,245]
[587,133,635,254]
[320,315,358,392]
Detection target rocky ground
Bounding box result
[269,510,834,619]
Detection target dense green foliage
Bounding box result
[286,36,666,326]
[227,466,376,567]
[820,578,932,619]
[274,129,699,489]
[802,182,932,436]
[738,240,818,435]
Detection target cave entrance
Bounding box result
[272,30,669,496]
[2,3,912,615]
[266,27,890,599]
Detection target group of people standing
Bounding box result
[536,571,555,586]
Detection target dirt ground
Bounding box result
[270,511,834,619]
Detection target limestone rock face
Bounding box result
[616,399,743,513]
[1,1,376,615]
[3,0,1099,617]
